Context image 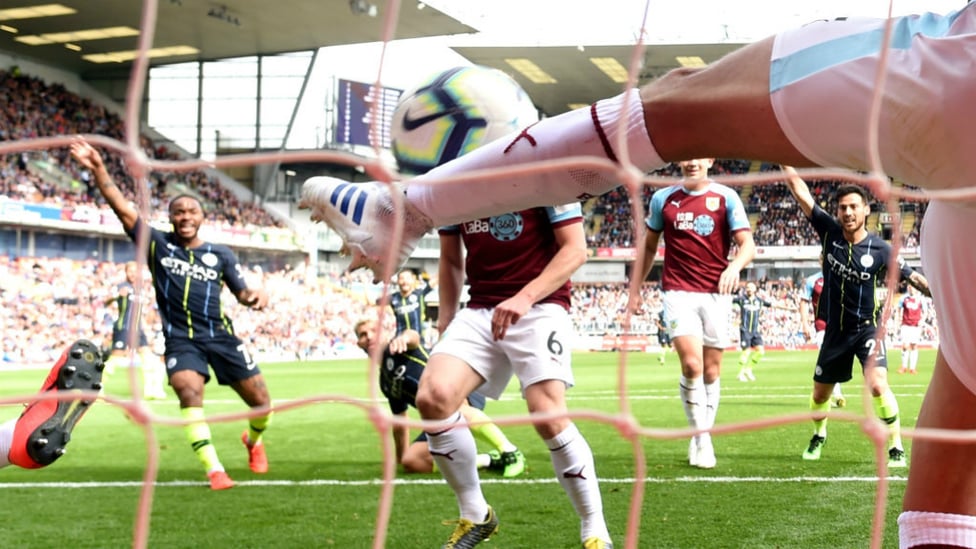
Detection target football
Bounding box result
[390,65,539,175]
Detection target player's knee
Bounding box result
[400,452,433,474]
[416,383,459,419]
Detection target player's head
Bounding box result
[354,318,380,353]
[396,269,417,295]
[124,261,140,283]
[906,284,917,296]
[833,185,870,236]
[168,194,205,244]
[677,158,714,181]
[746,282,757,295]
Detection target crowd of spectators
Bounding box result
[0,69,284,230]
[0,255,376,365]
[2,255,937,366]
[571,279,938,350]
[584,159,928,249]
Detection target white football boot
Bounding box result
[299,177,433,280]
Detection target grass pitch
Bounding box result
[0,349,937,548]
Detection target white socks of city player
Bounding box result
[899,511,976,548]
[0,419,14,468]
[546,423,611,543]
[426,410,488,522]
[406,89,664,226]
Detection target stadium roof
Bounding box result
[0,1,475,76]
[0,1,749,117]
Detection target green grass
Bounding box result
[0,349,936,548]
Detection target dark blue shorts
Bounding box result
[813,322,888,384]
[739,330,764,349]
[112,327,149,350]
[163,335,260,385]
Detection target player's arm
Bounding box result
[491,220,586,341]
[721,229,755,294]
[392,411,409,464]
[905,270,931,298]
[388,329,421,355]
[798,298,812,339]
[70,139,138,232]
[782,166,816,219]
[223,254,269,310]
[437,231,465,333]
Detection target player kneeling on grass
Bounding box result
[1,339,105,470]
[354,318,525,476]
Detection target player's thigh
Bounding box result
[430,308,508,400]
[503,304,575,393]
[641,36,806,165]
[922,201,976,395]
[663,291,704,340]
[814,330,856,384]
[771,7,976,190]
[206,337,262,385]
[904,350,976,515]
[699,294,732,349]
[164,340,211,383]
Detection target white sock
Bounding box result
[832,384,844,398]
[680,376,707,444]
[406,89,664,226]
[426,411,487,521]
[899,511,976,548]
[0,418,14,469]
[704,378,721,429]
[546,423,610,543]
[910,349,919,371]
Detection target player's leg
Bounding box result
[8,339,105,469]
[399,431,436,474]
[461,396,525,478]
[231,373,272,474]
[0,419,14,469]
[860,341,906,468]
[899,197,976,544]
[909,341,920,374]
[746,343,764,380]
[900,351,976,547]
[900,339,911,374]
[697,294,732,468]
[526,379,611,548]
[510,304,611,547]
[138,343,167,400]
[216,338,272,475]
[167,343,232,489]
[831,383,847,409]
[737,337,751,382]
[417,310,499,542]
[804,333,850,461]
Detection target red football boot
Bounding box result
[9,340,105,468]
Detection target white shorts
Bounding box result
[430,303,575,400]
[770,5,976,194]
[813,329,824,348]
[662,291,732,349]
[900,325,921,346]
[921,201,976,395]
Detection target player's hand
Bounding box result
[241,288,269,310]
[626,293,644,316]
[491,294,532,341]
[69,139,104,171]
[718,266,741,295]
[388,335,409,354]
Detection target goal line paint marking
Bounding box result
[0,475,907,489]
